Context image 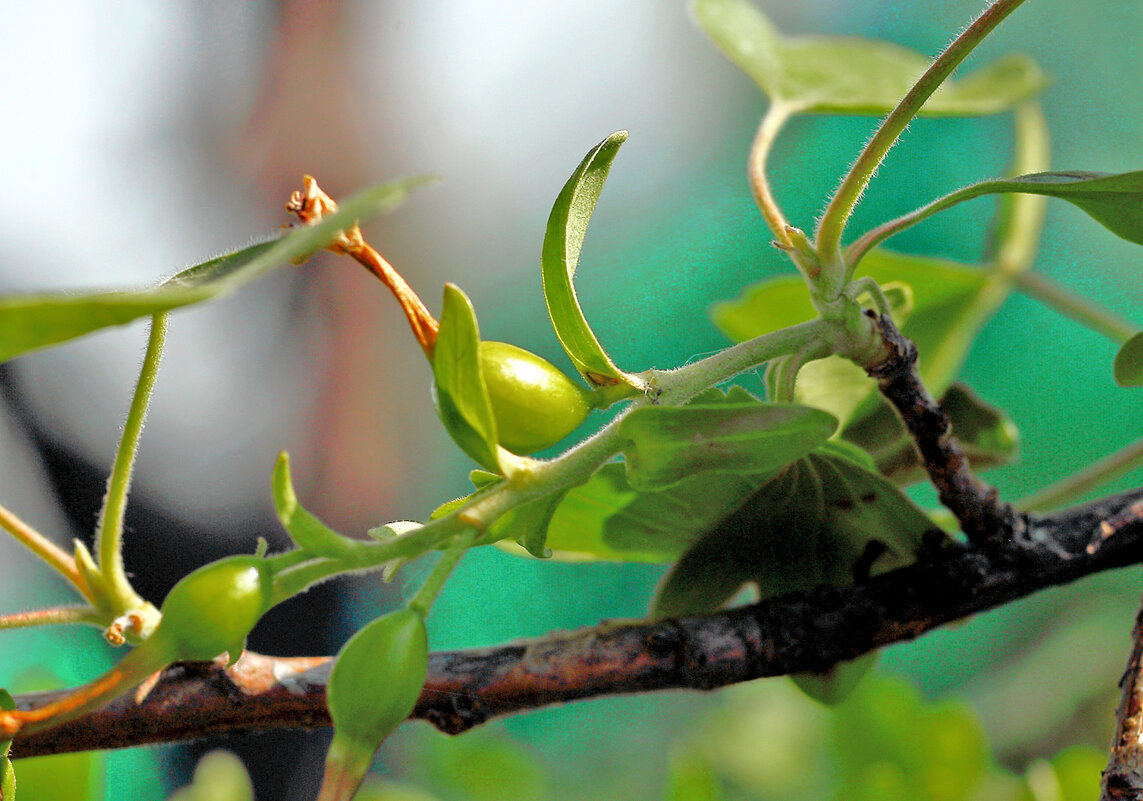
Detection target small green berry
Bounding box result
[154,556,273,664]
[479,341,591,454]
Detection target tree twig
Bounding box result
[1101,590,1143,800]
[866,312,1026,545]
[9,485,1143,758]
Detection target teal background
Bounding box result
[0,1,1141,798]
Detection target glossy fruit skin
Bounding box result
[327,609,428,747]
[479,341,590,454]
[155,556,273,663]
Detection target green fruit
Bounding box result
[155,556,273,663]
[327,609,428,747]
[479,341,591,454]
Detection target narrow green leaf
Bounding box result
[975,170,1143,245]
[541,131,638,387]
[693,0,1045,116]
[0,177,429,363]
[1114,331,1143,387]
[271,452,355,558]
[433,284,500,471]
[619,401,837,491]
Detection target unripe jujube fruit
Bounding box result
[478,341,591,454]
[154,556,273,663]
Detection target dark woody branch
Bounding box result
[866,312,1027,546]
[11,485,1143,759]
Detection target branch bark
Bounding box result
[10,485,1143,759]
[866,312,1025,545]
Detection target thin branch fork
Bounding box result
[10,486,1143,759]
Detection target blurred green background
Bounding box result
[1,1,1141,799]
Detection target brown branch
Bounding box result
[9,486,1143,759]
[1102,592,1143,800]
[866,312,1025,545]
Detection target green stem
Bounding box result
[0,503,93,602]
[1013,271,1138,345]
[817,0,1028,270]
[1017,435,1143,513]
[987,102,1050,275]
[748,102,797,245]
[0,605,103,631]
[406,530,479,618]
[97,313,169,609]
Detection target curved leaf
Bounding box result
[652,441,939,618]
[271,452,356,558]
[0,177,430,364]
[433,284,500,471]
[693,0,1046,116]
[499,463,769,563]
[619,401,837,491]
[1114,331,1143,387]
[967,170,1143,245]
[541,131,638,387]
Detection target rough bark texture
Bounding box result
[866,312,1026,546]
[11,486,1143,758]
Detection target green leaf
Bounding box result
[485,488,569,558]
[831,676,989,801]
[0,177,429,364]
[168,751,254,801]
[666,750,724,801]
[790,652,878,706]
[652,442,939,618]
[972,170,1143,246]
[844,383,1019,485]
[433,284,500,471]
[271,452,355,558]
[714,250,1000,426]
[1114,330,1143,386]
[541,131,638,388]
[501,463,766,563]
[692,0,1045,116]
[619,401,837,491]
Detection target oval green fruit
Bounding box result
[479,341,590,454]
[327,609,428,748]
[155,556,273,663]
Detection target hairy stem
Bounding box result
[0,606,102,631]
[97,313,169,610]
[748,102,796,245]
[818,0,1028,271]
[0,504,91,602]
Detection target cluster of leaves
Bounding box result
[2,0,1143,798]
